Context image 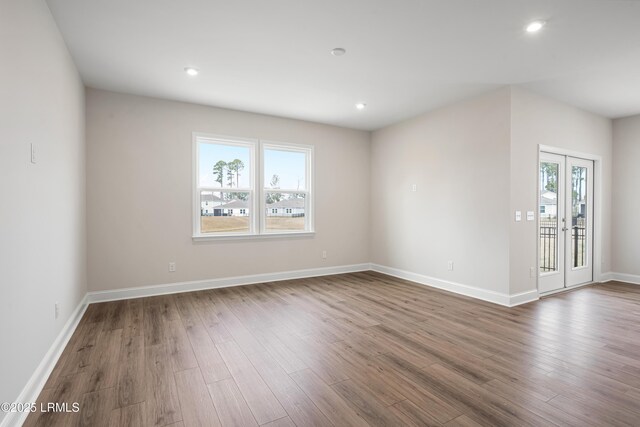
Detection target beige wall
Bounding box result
[510,87,613,294]
[370,86,613,298]
[612,115,640,277]
[370,88,512,295]
[86,89,370,291]
[0,0,86,415]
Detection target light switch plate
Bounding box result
[526,211,535,221]
[515,211,522,222]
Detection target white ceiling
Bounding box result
[47,0,640,131]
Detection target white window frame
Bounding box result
[193,133,257,238]
[261,140,314,235]
[193,133,314,241]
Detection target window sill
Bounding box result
[192,231,315,243]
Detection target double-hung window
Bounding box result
[194,135,255,236]
[193,133,313,239]
[262,142,312,233]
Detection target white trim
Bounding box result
[508,290,540,306]
[371,264,541,307]
[599,271,615,282]
[193,231,315,242]
[538,145,603,163]
[260,140,315,152]
[88,262,559,308]
[1,295,89,427]
[609,272,640,285]
[87,263,370,303]
[370,263,513,306]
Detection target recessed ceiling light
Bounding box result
[526,20,545,33]
[331,48,346,56]
[184,67,199,76]
[356,103,366,110]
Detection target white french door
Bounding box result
[538,153,594,294]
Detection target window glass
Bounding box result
[264,149,306,191]
[264,193,306,232]
[199,190,250,234]
[199,142,251,189]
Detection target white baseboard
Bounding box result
[0,295,88,427]
[609,272,640,285]
[370,264,540,307]
[508,289,540,306]
[87,263,371,303]
[370,263,515,306]
[599,271,615,282]
[89,262,551,309]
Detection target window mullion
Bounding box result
[256,141,262,235]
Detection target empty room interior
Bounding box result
[3,0,640,426]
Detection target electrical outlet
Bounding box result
[168,262,176,272]
[322,250,327,259]
[447,261,454,271]
[55,303,59,319]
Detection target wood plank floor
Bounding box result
[25,272,640,427]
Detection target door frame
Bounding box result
[537,145,603,296]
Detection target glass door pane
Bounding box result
[564,157,593,287]
[570,166,588,268]
[540,162,559,273]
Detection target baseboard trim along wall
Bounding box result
[1,295,89,427]
[86,266,635,309]
[88,263,544,307]
[507,290,540,307]
[609,272,640,285]
[370,263,539,307]
[600,271,615,282]
[87,263,371,303]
